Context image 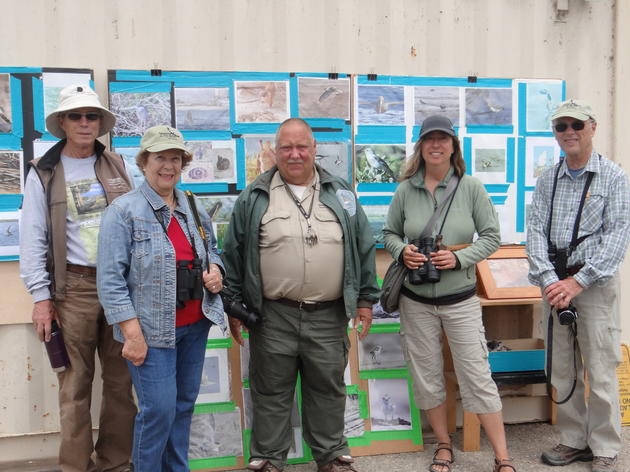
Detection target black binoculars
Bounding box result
[408,237,441,285]
[176,258,204,308]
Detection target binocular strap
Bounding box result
[545,307,579,405]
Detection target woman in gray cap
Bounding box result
[96,125,225,471]
[383,115,515,472]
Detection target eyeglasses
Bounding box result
[553,121,586,133]
[64,112,101,121]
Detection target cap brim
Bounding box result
[144,143,190,154]
[419,127,455,139]
[550,110,591,122]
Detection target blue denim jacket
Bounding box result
[97,180,225,348]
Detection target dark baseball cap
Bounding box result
[419,115,456,139]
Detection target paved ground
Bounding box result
[2,422,628,471]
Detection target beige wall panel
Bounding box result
[0,0,628,461]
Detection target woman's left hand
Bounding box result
[430,250,458,270]
[203,264,223,294]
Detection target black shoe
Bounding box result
[541,444,593,466]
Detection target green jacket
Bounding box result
[222,165,380,318]
[383,167,500,299]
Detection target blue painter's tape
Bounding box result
[177,182,229,193]
[9,75,24,138]
[0,195,23,210]
[463,137,472,175]
[506,137,515,183]
[0,67,41,74]
[356,76,512,88]
[171,78,233,88]
[465,125,514,135]
[0,255,19,261]
[39,132,61,142]
[112,136,142,148]
[109,81,172,93]
[289,75,299,117]
[232,123,280,134]
[358,195,392,206]
[295,73,350,79]
[235,138,246,191]
[32,76,45,133]
[181,130,233,141]
[464,78,513,88]
[484,184,510,193]
[313,132,350,143]
[0,135,22,149]
[524,131,553,137]
[355,126,406,144]
[490,195,508,205]
[224,71,291,81]
[562,81,566,101]
[518,82,527,136]
[516,137,527,233]
[489,349,544,373]
[356,183,398,193]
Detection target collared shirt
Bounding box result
[527,150,630,289]
[259,170,344,302]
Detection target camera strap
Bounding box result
[418,175,460,240]
[546,159,595,256]
[184,190,211,271]
[151,198,200,259]
[546,307,579,404]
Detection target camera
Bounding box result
[176,258,204,308]
[548,243,569,280]
[408,236,441,285]
[220,293,261,330]
[557,303,579,326]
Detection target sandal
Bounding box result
[428,442,455,472]
[493,458,516,472]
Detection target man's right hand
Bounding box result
[32,300,58,342]
[228,317,245,346]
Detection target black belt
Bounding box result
[269,297,342,312]
[566,265,583,276]
[400,285,477,306]
[66,263,97,277]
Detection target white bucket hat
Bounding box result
[45,84,116,139]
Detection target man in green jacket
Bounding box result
[222,118,380,472]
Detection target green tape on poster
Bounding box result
[193,401,236,414]
[364,430,417,442]
[206,338,233,349]
[359,369,409,380]
[348,436,371,447]
[189,455,238,470]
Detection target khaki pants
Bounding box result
[55,272,136,472]
[544,273,622,458]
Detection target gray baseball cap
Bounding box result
[419,115,456,139]
[551,99,596,122]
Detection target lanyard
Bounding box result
[152,201,200,259]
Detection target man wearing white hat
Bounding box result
[527,100,630,472]
[20,85,136,472]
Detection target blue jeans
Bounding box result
[128,318,211,472]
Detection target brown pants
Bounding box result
[55,272,136,472]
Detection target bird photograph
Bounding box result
[355,144,405,184]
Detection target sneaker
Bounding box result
[541,444,593,466]
[247,458,281,471]
[318,455,358,472]
[592,456,617,472]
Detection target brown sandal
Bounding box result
[428,442,455,472]
[493,458,516,472]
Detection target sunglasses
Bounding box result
[553,121,586,132]
[65,112,101,121]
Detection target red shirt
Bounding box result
[168,216,204,327]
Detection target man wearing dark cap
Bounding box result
[20,85,136,472]
[527,100,630,472]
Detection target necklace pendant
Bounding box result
[305,228,318,247]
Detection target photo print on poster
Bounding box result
[113,147,144,188]
[298,77,350,120]
[368,378,412,431]
[0,150,22,194]
[465,88,513,126]
[212,222,229,251]
[344,392,365,438]
[110,91,172,137]
[42,72,92,130]
[0,74,12,133]
[315,141,351,182]
[414,86,460,127]
[526,81,563,132]
[198,195,238,224]
[235,81,289,123]
[355,144,406,184]
[371,301,400,324]
[174,86,230,131]
[525,136,561,187]
[362,204,388,246]
[196,347,230,404]
[188,408,242,460]
[357,85,405,125]
[470,135,509,185]
[358,331,405,370]
[182,140,236,184]
[0,211,19,258]
[244,135,276,184]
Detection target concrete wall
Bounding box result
[1,0,628,463]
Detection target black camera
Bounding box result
[548,243,569,280]
[557,303,579,326]
[176,258,204,308]
[220,293,261,330]
[408,237,441,285]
